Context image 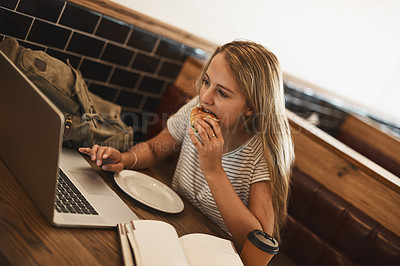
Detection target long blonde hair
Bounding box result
[196,41,294,241]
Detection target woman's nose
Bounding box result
[201,87,214,105]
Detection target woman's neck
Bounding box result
[222,129,255,154]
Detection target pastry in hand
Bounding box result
[190,107,219,133]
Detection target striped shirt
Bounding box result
[167,96,269,233]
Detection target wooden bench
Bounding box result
[336,114,400,177]
[283,111,400,265]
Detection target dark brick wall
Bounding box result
[284,82,400,138]
[284,82,349,137]
[0,0,206,142]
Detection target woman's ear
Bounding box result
[245,107,253,117]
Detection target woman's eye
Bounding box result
[218,89,228,98]
[202,79,210,86]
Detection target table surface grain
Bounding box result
[0,154,232,265]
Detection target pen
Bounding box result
[118,223,134,266]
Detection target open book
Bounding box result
[119,220,244,266]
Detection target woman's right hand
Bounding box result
[78,145,124,173]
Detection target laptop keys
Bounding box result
[56,169,98,215]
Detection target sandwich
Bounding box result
[190,107,219,132]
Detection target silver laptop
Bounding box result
[0,51,138,228]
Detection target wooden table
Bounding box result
[0,155,232,265]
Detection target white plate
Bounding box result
[114,170,184,213]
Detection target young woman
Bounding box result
[79,40,294,248]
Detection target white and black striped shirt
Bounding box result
[167,96,269,233]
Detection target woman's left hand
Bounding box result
[188,117,224,176]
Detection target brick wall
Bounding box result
[284,82,400,138]
[284,82,348,137]
[0,0,207,142]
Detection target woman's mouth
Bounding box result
[201,107,218,119]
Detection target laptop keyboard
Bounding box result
[55,169,98,215]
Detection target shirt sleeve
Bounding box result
[251,157,270,184]
[167,96,199,143]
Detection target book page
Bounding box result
[130,220,189,266]
[179,233,243,266]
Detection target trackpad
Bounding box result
[69,170,113,197]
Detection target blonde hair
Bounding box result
[196,40,294,241]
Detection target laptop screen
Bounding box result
[0,51,64,222]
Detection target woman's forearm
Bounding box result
[123,141,158,169]
[122,128,179,170]
[205,167,264,248]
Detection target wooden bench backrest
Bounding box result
[288,111,400,237]
[337,114,400,177]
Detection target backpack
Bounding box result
[0,37,133,151]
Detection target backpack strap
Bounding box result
[67,60,94,114]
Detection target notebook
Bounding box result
[0,51,139,227]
